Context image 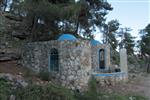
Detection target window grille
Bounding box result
[49,48,59,71]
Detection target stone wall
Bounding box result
[93,72,128,86]
[91,44,111,71]
[21,40,92,91]
[59,40,92,90]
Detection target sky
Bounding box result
[95,0,150,41]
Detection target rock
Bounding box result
[68,75,74,81]
[129,96,135,100]
[61,75,65,80]
[0,53,20,62]
[9,95,16,100]
[16,77,28,87]
[0,56,12,61]
[4,12,22,22]
[0,73,28,87]
[18,72,23,75]
[6,74,14,81]
[12,31,30,39]
[0,73,14,81]
[17,80,28,87]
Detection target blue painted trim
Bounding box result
[98,49,100,69]
[93,72,127,77]
[91,39,101,46]
[104,47,107,69]
[58,34,77,41]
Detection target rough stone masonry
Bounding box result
[21,34,128,91]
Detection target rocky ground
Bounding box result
[98,73,150,100]
[127,74,150,99]
[0,61,49,86]
[0,61,25,75]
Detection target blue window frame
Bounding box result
[49,48,59,72]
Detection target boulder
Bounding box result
[0,52,20,62]
[9,95,16,100]
[0,73,28,87]
[12,31,30,39]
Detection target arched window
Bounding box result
[99,49,105,69]
[49,48,59,71]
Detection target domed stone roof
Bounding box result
[58,34,77,41]
[90,39,101,46]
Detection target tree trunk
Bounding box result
[3,0,7,11]
[31,16,38,41]
[75,21,79,34]
[146,56,150,73]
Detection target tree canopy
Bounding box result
[118,28,135,55]
[139,24,150,56]
[1,0,114,41]
[102,19,120,49]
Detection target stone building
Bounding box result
[22,34,127,91]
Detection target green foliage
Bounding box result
[138,24,150,73]
[0,78,12,100]
[10,38,27,48]
[22,0,80,41]
[112,55,120,65]
[75,78,148,100]
[75,78,99,100]
[15,83,75,100]
[0,16,6,43]
[124,33,135,55]
[0,77,148,100]
[38,70,59,82]
[24,67,36,78]
[86,78,98,100]
[119,28,135,55]
[138,59,145,65]
[38,71,50,81]
[139,24,150,56]
[127,94,148,100]
[20,0,114,40]
[77,0,113,39]
[98,93,148,100]
[1,0,115,41]
[128,56,135,64]
[0,16,5,31]
[74,78,98,100]
[103,20,120,49]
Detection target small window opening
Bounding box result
[49,48,59,71]
[99,49,105,69]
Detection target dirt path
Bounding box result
[106,74,150,100]
[0,61,26,75]
[128,74,150,99]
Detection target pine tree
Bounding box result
[1,0,113,41]
[77,0,113,39]
[139,24,150,73]
[103,20,120,49]
[118,28,135,55]
[22,0,80,41]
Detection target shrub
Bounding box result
[0,77,148,100]
[0,78,12,100]
[38,71,50,81]
[15,83,75,100]
[24,67,35,77]
[75,78,99,100]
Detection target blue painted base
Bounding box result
[92,72,127,77]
